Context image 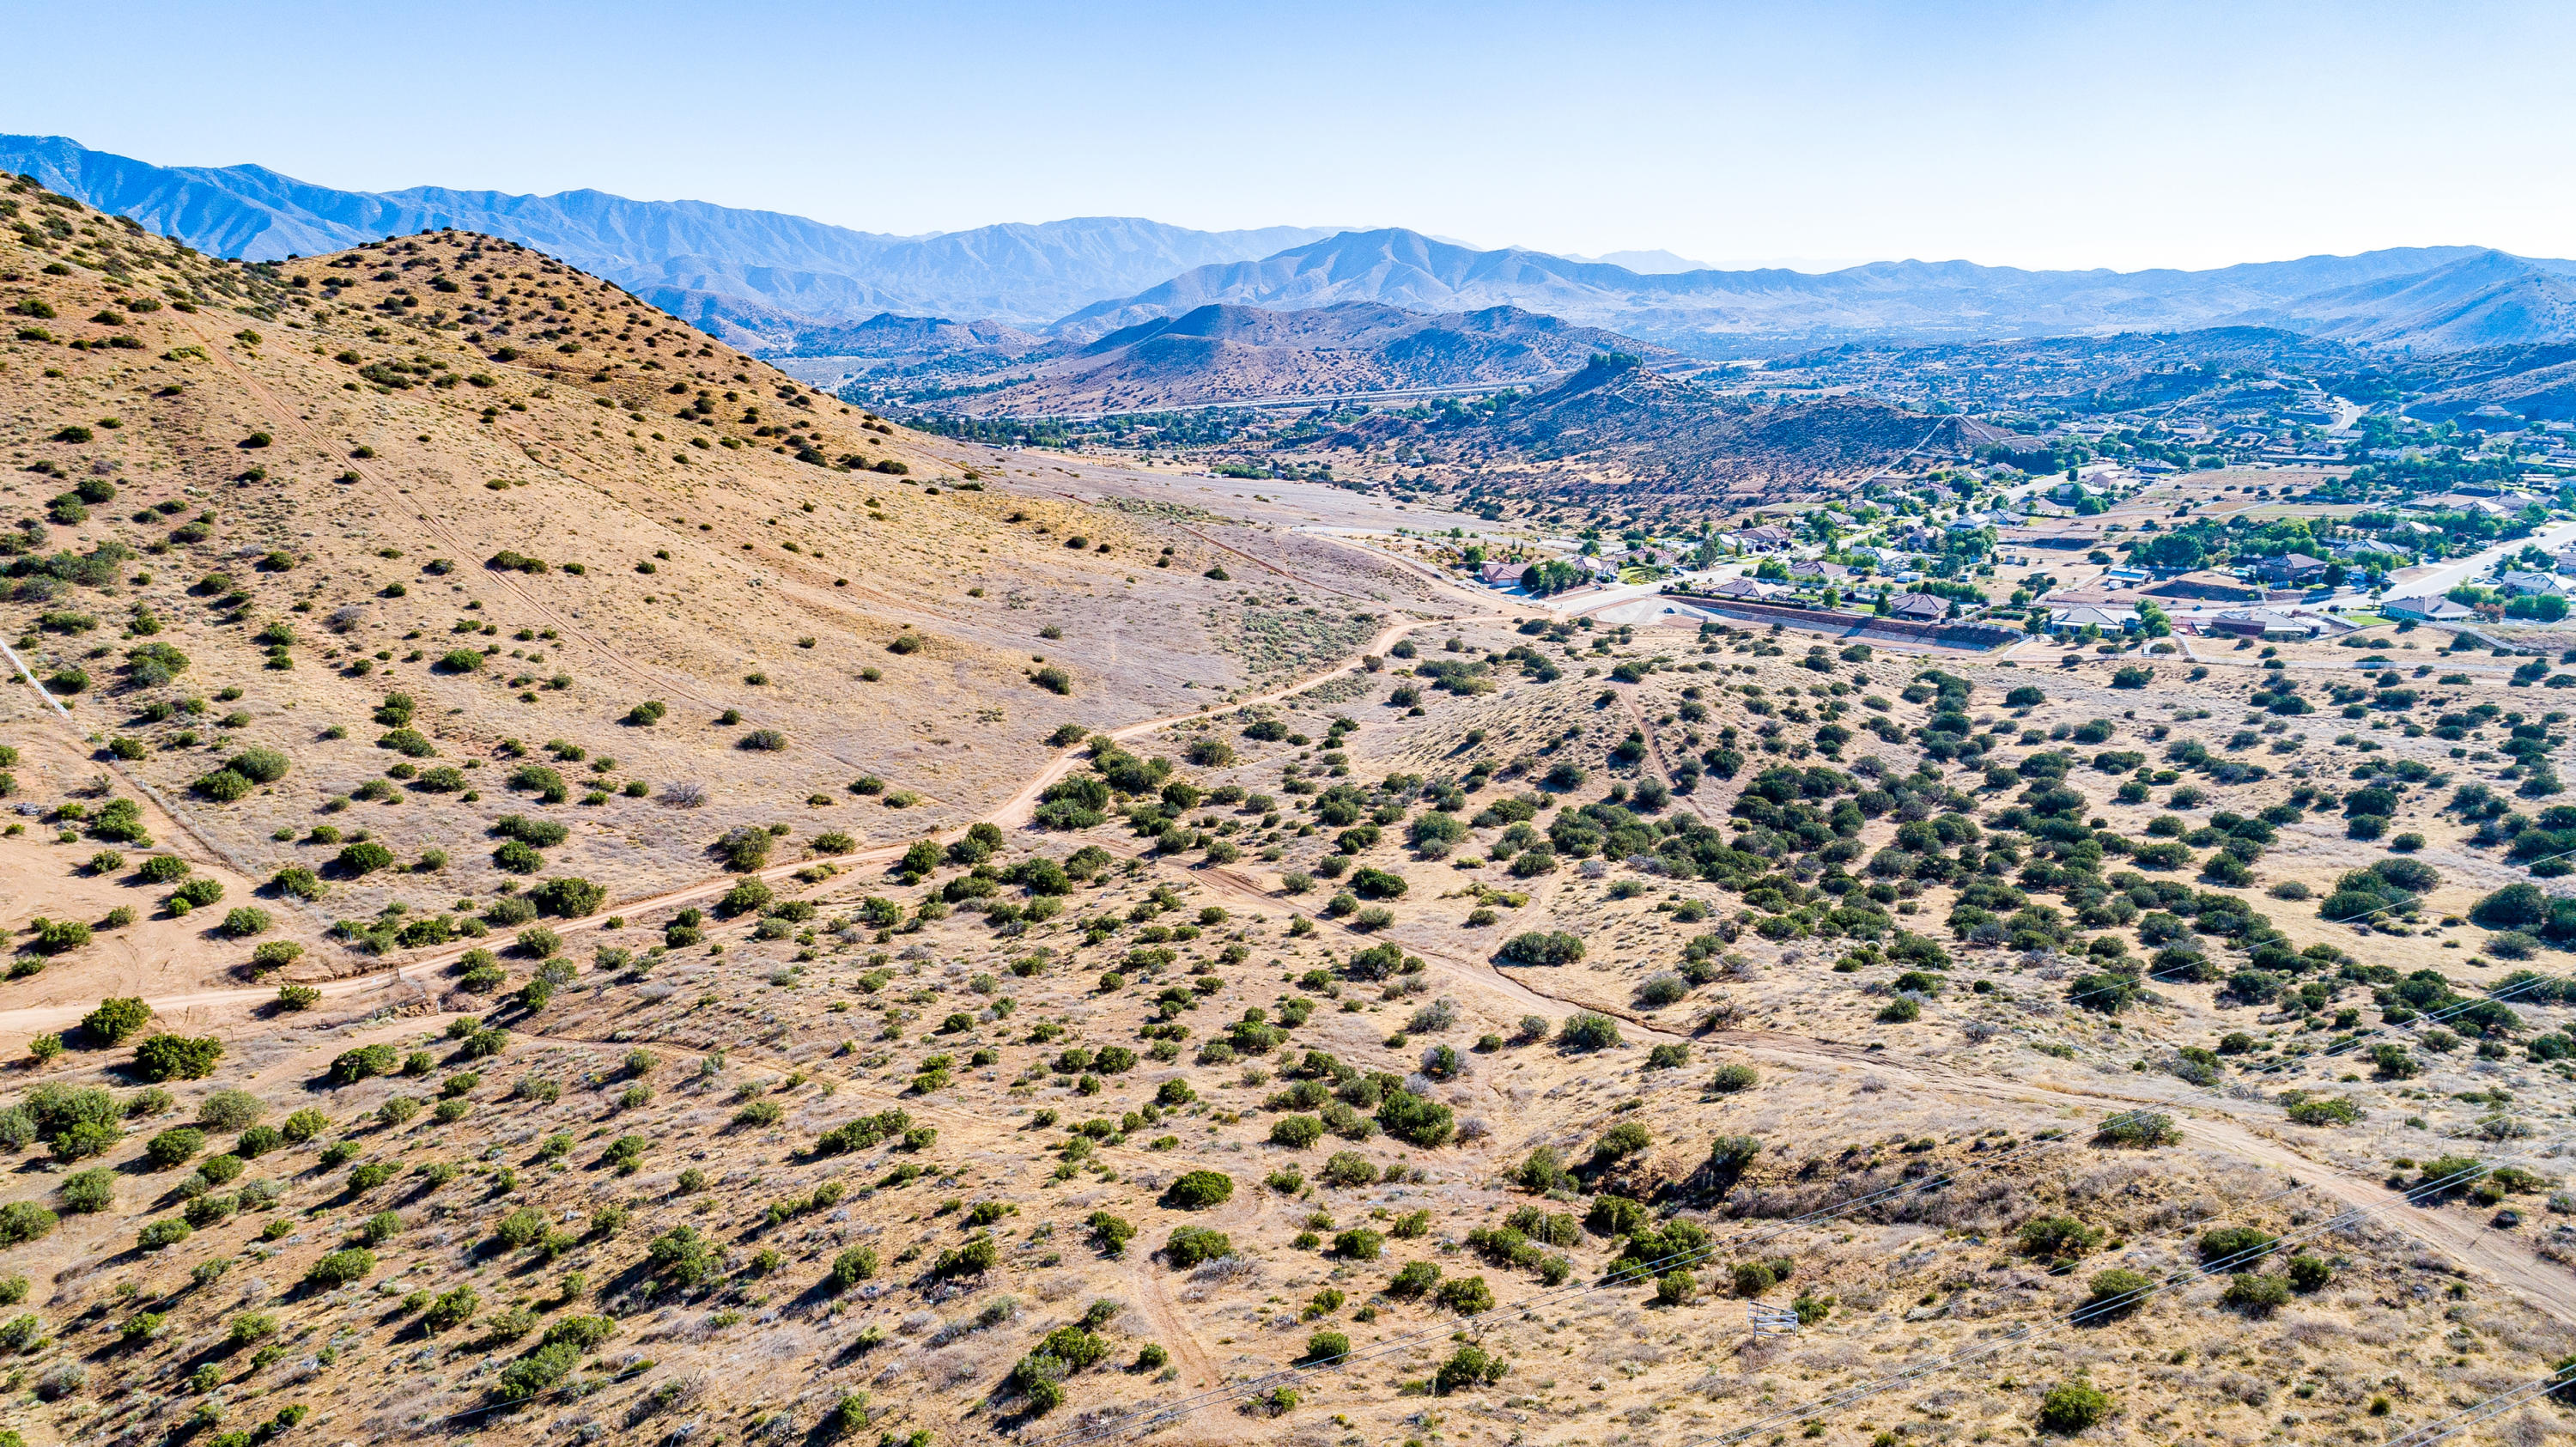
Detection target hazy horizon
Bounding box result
[9,0,2572,274]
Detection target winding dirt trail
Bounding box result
[14,521,2574,1344]
[0,611,1492,1041]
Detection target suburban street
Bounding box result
[2385,517,2576,599]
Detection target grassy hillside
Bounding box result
[0,181,1438,1002]
[3,173,2576,1447]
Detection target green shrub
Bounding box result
[1730,1258,1793,1296]
[932,1236,997,1278]
[1320,1151,1377,1188]
[2197,1225,2278,1266]
[58,1169,113,1214]
[2077,1268,2154,1321]
[1269,1115,1323,1150]
[494,1207,548,1249]
[33,919,90,954]
[1333,1228,1385,1260]
[645,1225,720,1284]
[530,876,605,917]
[196,1089,264,1130]
[229,747,290,784]
[1434,1274,1494,1314]
[269,866,323,900]
[829,1246,879,1289]
[0,1202,58,1246]
[1163,1226,1234,1267]
[2286,1097,2364,1127]
[221,907,271,938]
[2221,1272,2291,1316]
[330,1043,399,1084]
[132,1034,222,1081]
[1496,930,1584,966]
[1557,1012,1621,1051]
[2017,1215,2103,1261]
[307,1248,375,1287]
[422,1285,478,1332]
[1591,1121,1653,1166]
[2093,1111,2178,1147]
[137,1217,191,1250]
[495,1341,580,1401]
[80,997,152,1046]
[2038,1381,2111,1434]
[1434,1343,1509,1395]
[137,854,192,885]
[717,878,775,917]
[143,1128,204,1169]
[170,878,224,908]
[1163,1170,1234,1209]
[191,769,252,802]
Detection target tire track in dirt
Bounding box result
[1123,1262,1225,1394]
[1,632,263,882]
[2,617,1492,1041]
[1617,688,1718,824]
[36,556,2571,1341]
[1297,529,1499,614]
[0,836,908,1038]
[1103,836,1687,1045]
[1689,1026,2576,1324]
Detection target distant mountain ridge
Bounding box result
[2234,250,2576,351]
[12,133,2576,359]
[0,134,1335,338]
[1062,228,2576,354]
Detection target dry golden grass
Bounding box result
[3,178,2576,1447]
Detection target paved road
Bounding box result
[2388,517,2576,599]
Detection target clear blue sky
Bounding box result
[10,0,2573,271]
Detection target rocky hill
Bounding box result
[1291,356,1944,502]
[946,301,1680,416]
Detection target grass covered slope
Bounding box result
[4,601,2576,1446]
[5,174,2576,1447]
[0,178,1432,999]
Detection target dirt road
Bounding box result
[0,613,1492,1041]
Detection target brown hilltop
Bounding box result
[0,183,1431,1001]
